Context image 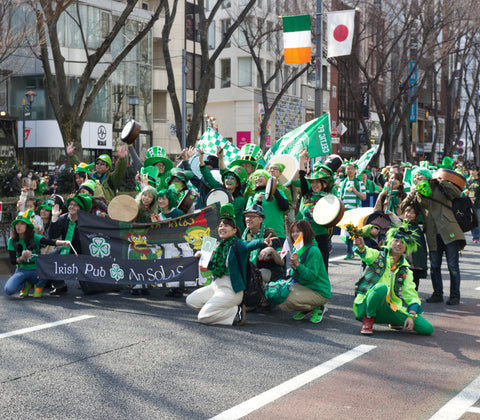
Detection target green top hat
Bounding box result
[220,203,236,225]
[144,146,174,171]
[140,165,160,188]
[12,209,36,228]
[66,194,93,212]
[223,165,248,186]
[438,156,453,170]
[230,143,264,169]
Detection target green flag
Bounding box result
[264,113,332,162]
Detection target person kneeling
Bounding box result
[276,220,331,324]
[352,222,434,335]
[186,204,275,326]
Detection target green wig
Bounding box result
[386,221,419,255]
[158,188,177,210]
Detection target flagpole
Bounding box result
[315,0,323,118]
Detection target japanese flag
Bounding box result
[279,239,291,259]
[327,10,355,58]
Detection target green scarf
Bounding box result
[388,190,399,213]
[208,236,236,277]
[60,220,76,255]
[242,225,265,263]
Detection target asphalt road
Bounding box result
[1,235,479,420]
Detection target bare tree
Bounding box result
[29,0,166,158]
[331,0,473,164]
[162,0,256,148]
[237,9,311,151]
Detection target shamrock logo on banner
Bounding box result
[89,237,111,258]
[110,264,124,282]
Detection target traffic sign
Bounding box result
[331,127,338,137]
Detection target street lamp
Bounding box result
[128,95,139,120]
[22,90,36,170]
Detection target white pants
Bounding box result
[186,275,243,325]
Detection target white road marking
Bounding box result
[475,287,480,291]
[429,373,480,420]
[209,344,376,420]
[0,315,95,339]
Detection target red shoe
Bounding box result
[361,316,375,334]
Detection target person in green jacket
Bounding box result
[186,203,274,326]
[67,141,128,202]
[353,221,434,335]
[278,220,331,323]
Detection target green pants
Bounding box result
[355,283,434,335]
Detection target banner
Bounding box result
[355,145,379,174]
[197,128,241,166]
[264,113,332,162]
[37,207,220,286]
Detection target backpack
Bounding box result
[425,195,479,232]
[232,240,265,308]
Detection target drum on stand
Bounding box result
[108,195,138,222]
[433,168,466,191]
[313,194,345,227]
[206,188,233,207]
[120,119,141,145]
[265,177,277,201]
[178,189,198,214]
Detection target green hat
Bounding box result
[12,209,36,228]
[78,179,96,195]
[223,165,248,186]
[411,166,432,181]
[386,221,419,255]
[39,198,55,212]
[168,168,194,185]
[66,194,93,212]
[252,169,271,181]
[96,154,112,169]
[230,143,264,169]
[74,162,94,173]
[305,168,334,191]
[140,165,159,188]
[220,203,236,225]
[438,156,453,170]
[158,188,177,210]
[144,146,174,170]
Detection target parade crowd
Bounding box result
[4,142,480,334]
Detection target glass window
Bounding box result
[221,59,231,88]
[238,57,252,87]
[208,22,215,49]
[153,91,167,122]
[186,52,202,90]
[222,0,232,8]
[239,0,249,5]
[221,19,231,48]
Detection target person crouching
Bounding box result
[186,203,275,326]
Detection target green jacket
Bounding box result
[228,238,265,293]
[290,244,331,298]
[353,246,422,318]
[70,154,127,201]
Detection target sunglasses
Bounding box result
[95,161,106,166]
[393,227,413,244]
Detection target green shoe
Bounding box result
[310,306,328,323]
[33,287,43,298]
[292,311,309,320]
[19,282,33,298]
[344,254,355,260]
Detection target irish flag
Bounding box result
[283,15,311,64]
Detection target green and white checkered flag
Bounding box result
[355,145,379,174]
[197,128,240,166]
